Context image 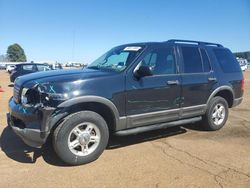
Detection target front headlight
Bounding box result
[21,88,29,105]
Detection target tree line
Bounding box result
[0,43,27,62]
[7,43,27,62]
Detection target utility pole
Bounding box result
[72,30,76,61]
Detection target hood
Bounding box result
[15,68,116,87]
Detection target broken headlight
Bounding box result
[21,87,41,106]
[21,88,29,105]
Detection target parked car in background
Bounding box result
[6,65,16,73]
[240,63,247,71]
[50,63,63,70]
[72,63,82,67]
[65,62,72,67]
[247,62,250,68]
[65,62,84,68]
[237,57,248,71]
[10,63,50,82]
[0,63,6,70]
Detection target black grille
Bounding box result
[13,84,20,103]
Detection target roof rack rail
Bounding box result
[167,39,223,47]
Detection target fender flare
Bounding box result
[206,86,235,105]
[56,95,120,126]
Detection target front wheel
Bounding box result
[202,96,229,131]
[53,111,109,165]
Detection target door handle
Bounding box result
[208,77,217,82]
[167,80,179,85]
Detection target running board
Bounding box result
[115,116,202,136]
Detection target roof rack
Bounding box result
[167,39,223,47]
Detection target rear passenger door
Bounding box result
[179,45,215,118]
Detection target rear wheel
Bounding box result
[53,111,109,165]
[202,96,229,131]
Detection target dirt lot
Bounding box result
[0,70,250,188]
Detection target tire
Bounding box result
[202,96,229,131]
[53,111,109,165]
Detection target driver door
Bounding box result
[125,46,181,128]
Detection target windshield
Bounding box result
[87,45,144,72]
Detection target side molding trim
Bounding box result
[115,116,202,136]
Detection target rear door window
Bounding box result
[22,65,35,71]
[214,48,241,72]
[181,46,203,73]
[37,65,50,71]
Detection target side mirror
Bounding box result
[134,65,152,78]
[117,62,124,66]
[117,62,125,69]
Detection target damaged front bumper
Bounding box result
[8,97,55,148]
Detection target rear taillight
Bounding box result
[241,77,245,90]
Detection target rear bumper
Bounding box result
[232,97,243,107]
[8,97,55,148]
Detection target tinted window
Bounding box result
[143,53,157,67]
[201,49,211,72]
[22,65,35,71]
[214,49,241,72]
[37,65,50,71]
[142,47,176,75]
[182,47,203,73]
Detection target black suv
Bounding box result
[8,40,244,165]
[10,63,50,82]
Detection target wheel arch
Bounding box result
[48,96,121,133]
[207,86,234,108]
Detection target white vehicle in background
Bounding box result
[72,63,82,67]
[240,63,247,71]
[6,65,16,73]
[237,57,248,71]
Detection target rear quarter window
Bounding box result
[214,48,241,73]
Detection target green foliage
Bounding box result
[234,51,250,60]
[7,43,27,62]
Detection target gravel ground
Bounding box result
[0,70,250,188]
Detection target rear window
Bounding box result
[214,49,241,72]
[182,46,203,73]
